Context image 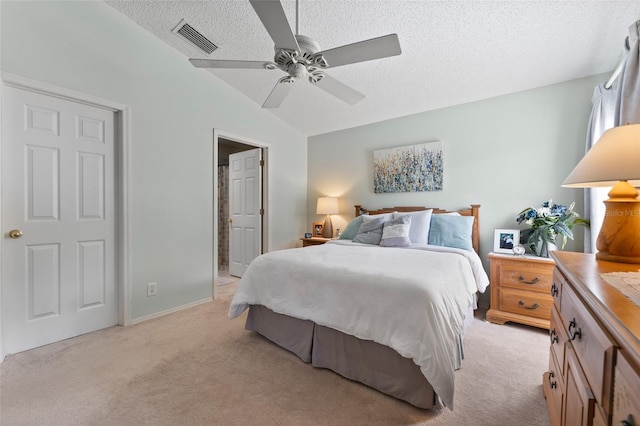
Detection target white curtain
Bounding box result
[615,20,640,126]
[584,20,640,253]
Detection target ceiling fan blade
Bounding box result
[189,59,272,69]
[249,0,300,52]
[315,34,401,68]
[313,75,365,105]
[262,79,295,108]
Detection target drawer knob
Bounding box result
[622,415,635,426]
[518,300,540,310]
[551,283,559,297]
[568,318,582,341]
[519,276,540,285]
[548,371,557,389]
[550,328,559,345]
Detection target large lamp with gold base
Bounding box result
[562,124,640,263]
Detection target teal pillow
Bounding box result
[428,215,474,251]
[339,216,364,240]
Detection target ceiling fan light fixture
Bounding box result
[279,76,296,84]
[308,70,325,84]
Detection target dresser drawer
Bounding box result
[551,269,564,311]
[550,305,568,376]
[560,282,615,406]
[499,287,553,320]
[544,350,565,426]
[495,258,554,293]
[613,351,640,425]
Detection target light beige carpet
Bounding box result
[0,299,550,426]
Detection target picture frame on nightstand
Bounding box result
[493,229,519,254]
[313,222,324,237]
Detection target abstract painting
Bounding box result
[373,141,443,193]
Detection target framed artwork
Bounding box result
[494,229,519,254]
[373,141,443,193]
[313,222,324,237]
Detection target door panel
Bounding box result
[2,85,117,354]
[228,148,262,277]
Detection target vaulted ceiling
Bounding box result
[106,1,640,136]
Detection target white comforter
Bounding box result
[229,240,489,409]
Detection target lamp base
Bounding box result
[322,215,333,238]
[595,181,640,264]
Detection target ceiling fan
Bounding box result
[189,0,402,108]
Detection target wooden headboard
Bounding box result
[354,204,481,255]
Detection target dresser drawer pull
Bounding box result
[568,318,582,341]
[519,276,540,285]
[550,328,559,345]
[548,371,557,389]
[622,415,635,426]
[551,283,558,297]
[518,300,540,310]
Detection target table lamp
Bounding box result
[562,124,640,263]
[316,196,339,238]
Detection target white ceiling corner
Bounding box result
[105,0,640,137]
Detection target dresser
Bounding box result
[486,253,555,329]
[543,251,640,426]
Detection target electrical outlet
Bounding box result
[147,282,158,297]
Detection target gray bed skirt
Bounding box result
[245,305,442,409]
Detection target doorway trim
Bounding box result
[0,73,132,361]
[213,129,270,300]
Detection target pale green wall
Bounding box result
[1,1,307,320]
[308,75,604,305]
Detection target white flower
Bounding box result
[537,207,551,217]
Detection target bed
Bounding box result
[228,204,489,409]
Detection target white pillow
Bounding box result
[362,212,395,223]
[392,209,433,245]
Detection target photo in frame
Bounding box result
[313,222,324,237]
[494,229,520,254]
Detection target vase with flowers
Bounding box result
[516,200,590,257]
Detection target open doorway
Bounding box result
[214,131,269,300]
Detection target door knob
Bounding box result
[9,229,23,239]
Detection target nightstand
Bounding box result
[301,237,331,247]
[486,252,555,329]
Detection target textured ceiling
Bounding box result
[106,1,640,136]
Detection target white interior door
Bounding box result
[2,85,117,354]
[229,148,262,277]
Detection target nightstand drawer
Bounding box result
[496,259,553,293]
[498,288,553,320]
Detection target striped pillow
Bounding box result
[380,215,412,247]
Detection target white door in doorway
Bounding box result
[229,148,262,277]
[2,85,117,354]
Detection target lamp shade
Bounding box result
[316,197,339,215]
[562,124,640,188]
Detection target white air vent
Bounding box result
[172,19,218,55]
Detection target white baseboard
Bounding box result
[129,298,213,325]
